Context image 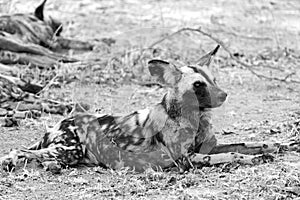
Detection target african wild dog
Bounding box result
[0,0,62,45]
[1,45,298,172]
[0,0,92,52]
[0,45,224,172]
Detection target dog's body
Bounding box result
[1,45,229,172]
[0,0,62,48]
[24,110,210,172]
[26,105,213,172]
[2,45,299,172]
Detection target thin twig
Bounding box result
[142,26,300,84]
[132,28,190,66]
[251,62,285,72]
[181,27,300,84]
[210,26,272,41]
[0,63,18,73]
[147,28,188,49]
[36,74,59,95]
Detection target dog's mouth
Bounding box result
[207,101,225,108]
[203,90,227,108]
[183,88,227,109]
[182,100,223,110]
[196,94,227,109]
[197,102,221,109]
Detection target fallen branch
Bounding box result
[210,26,273,42]
[0,74,90,125]
[143,27,300,84]
[131,80,163,88]
[164,140,300,171]
[0,63,18,73]
[0,74,43,94]
[184,27,300,84]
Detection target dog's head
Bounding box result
[34,0,63,36]
[148,45,227,109]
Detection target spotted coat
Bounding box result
[1,45,227,172]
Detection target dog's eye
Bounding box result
[193,81,206,88]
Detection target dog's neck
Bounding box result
[161,95,182,120]
[159,93,210,126]
[113,92,211,136]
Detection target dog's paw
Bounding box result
[251,153,275,164]
[0,156,16,171]
[42,161,62,174]
[0,150,21,171]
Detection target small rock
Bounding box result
[0,108,7,116]
[73,177,89,185]
[0,117,19,127]
[222,129,235,135]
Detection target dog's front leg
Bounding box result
[189,152,274,167]
[209,141,300,155]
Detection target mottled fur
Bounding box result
[1,46,228,172]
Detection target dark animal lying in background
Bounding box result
[1,45,299,172]
[0,0,93,125]
[0,0,93,68]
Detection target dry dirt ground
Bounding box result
[1,0,300,199]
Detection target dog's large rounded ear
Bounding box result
[148,59,182,86]
[197,45,220,67]
[34,0,47,21]
[48,16,63,36]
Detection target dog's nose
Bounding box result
[219,92,227,101]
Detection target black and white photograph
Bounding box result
[0,0,300,199]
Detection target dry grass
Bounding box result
[1,0,300,199]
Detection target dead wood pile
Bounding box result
[0,0,93,126]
